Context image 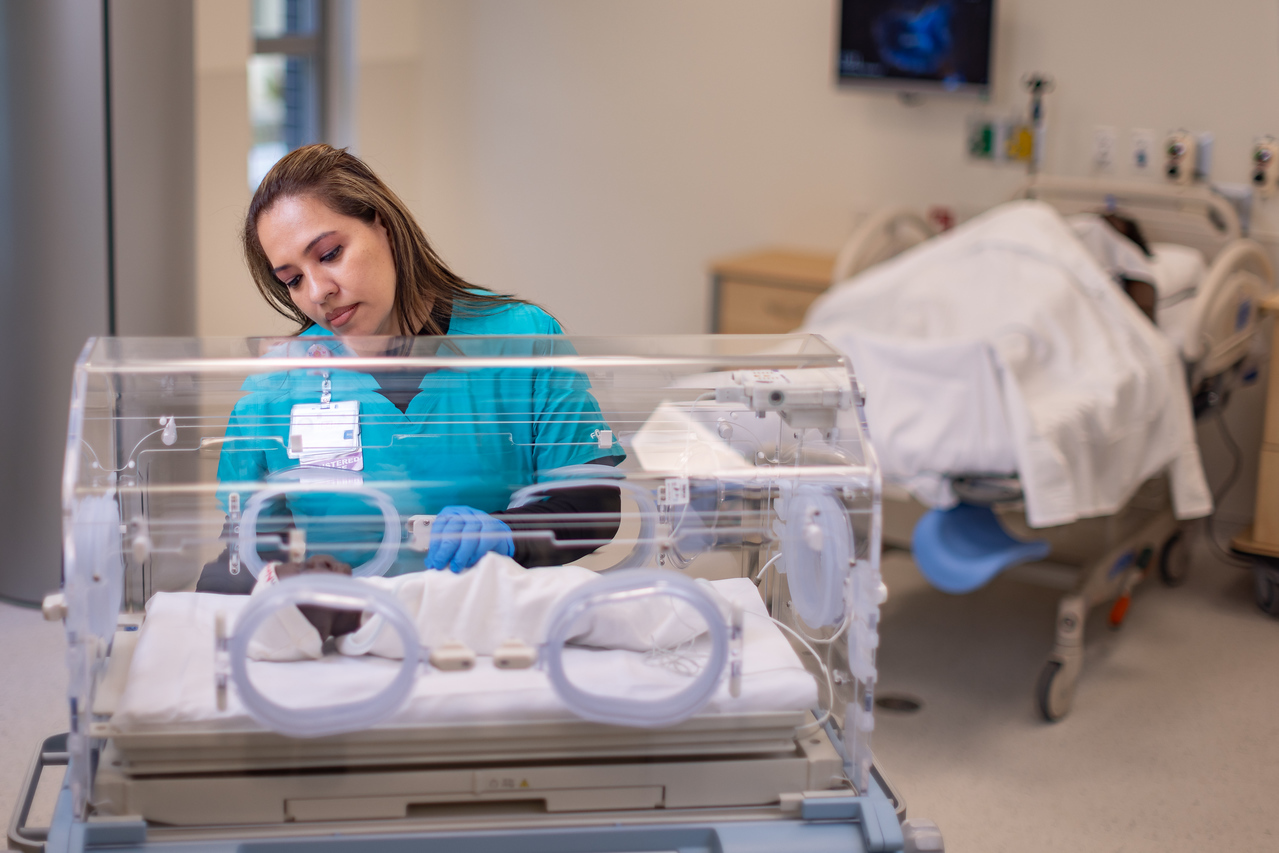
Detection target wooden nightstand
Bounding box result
[709,249,836,334]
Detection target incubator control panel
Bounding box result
[714,368,853,430]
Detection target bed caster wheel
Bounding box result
[1036,655,1079,722]
[901,818,945,852]
[1157,529,1189,587]
[1253,561,1279,617]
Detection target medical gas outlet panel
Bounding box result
[1164,130,1197,185]
[1252,137,1279,198]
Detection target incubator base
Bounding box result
[14,733,913,853]
[94,727,842,826]
[100,712,811,776]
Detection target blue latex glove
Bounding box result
[424,506,515,573]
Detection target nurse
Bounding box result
[201,144,622,590]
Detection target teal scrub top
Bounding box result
[216,300,624,563]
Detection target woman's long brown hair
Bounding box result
[243,143,526,335]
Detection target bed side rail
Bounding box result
[1185,238,1275,378]
[1016,175,1242,258]
[833,209,937,283]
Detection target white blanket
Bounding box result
[111,577,817,733]
[802,201,1211,528]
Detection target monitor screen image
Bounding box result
[837,0,995,94]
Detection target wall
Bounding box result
[402,0,1279,525]
[0,1,202,602]
[354,0,424,211]
[111,0,196,336]
[195,0,426,338]
[193,0,1278,524]
[409,0,1279,336]
[195,0,294,338]
[193,0,1279,332]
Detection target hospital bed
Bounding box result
[13,334,942,853]
[836,178,1273,395]
[809,176,1275,721]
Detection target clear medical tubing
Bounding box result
[507,476,659,570]
[238,484,401,578]
[542,569,728,727]
[781,485,851,628]
[229,574,421,737]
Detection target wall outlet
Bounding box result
[1131,128,1154,172]
[1195,132,1214,179]
[1093,126,1118,169]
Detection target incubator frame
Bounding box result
[36,334,911,853]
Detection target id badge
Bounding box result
[288,400,364,471]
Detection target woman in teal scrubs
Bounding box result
[200,144,622,589]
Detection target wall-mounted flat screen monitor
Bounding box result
[836,0,995,95]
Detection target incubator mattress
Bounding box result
[111,577,818,735]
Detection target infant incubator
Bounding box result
[16,334,940,853]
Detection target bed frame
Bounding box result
[832,176,1276,721]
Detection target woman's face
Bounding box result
[256,194,400,336]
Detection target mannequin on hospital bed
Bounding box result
[1069,210,1212,331]
[1075,212,1158,321]
[802,199,1213,529]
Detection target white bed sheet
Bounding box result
[111,577,818,734]
[1149,242,1208,304]
[802,200,1212,528]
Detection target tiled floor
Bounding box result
[873,538,1279,852]
[0,598,68,834]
